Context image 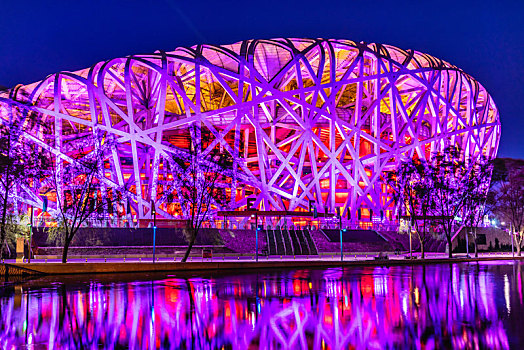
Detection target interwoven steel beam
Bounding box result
[0,38,500,221]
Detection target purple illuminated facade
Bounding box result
[0,38,500,223]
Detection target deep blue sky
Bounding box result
[1,0,522,158]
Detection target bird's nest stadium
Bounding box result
[0,38,500,227]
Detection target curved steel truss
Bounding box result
[0,38,500,220]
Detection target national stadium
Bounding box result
[0,38,501,229]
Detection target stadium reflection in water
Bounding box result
[1,262,522,349]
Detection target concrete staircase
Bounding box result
[265,227,318,255]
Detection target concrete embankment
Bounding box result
[7,254,524,276]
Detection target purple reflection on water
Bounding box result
[1,262,521,349]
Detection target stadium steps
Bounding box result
[279,226,294,255]
[287,227,302,255]
[295,228,309,255]
[273,227,286,255]
[265,229,277,255]
[265,227,318,256]
[302,229,318,255]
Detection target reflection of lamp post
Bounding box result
[150,280,155,346]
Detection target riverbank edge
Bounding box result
[7,255,524,276]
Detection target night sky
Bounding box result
[0,0,522,159]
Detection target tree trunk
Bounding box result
[420,240,425,259]
[517,240,522,257]
[0,238,7,259]
[0,192,9,259]
[0,225,5,258]
[62,238,71,263]
[182,227,198,262]
[1,139,12,259]
[447,234,453,258]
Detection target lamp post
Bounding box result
[28,206,33,263]
[338,213,343,262]
[511,222,514,258]
[409,218,413,260]
[254,213,259,262]
[152,201,156,263]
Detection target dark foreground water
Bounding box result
[0,262,523,349]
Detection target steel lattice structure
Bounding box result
[0,38,500,221]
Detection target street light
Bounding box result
[337,210,343,262]
[27,206,34,263]
[151,201,156,263]
[410,226,415,260]
[254,213,259,262]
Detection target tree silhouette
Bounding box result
[44,131,129,263]
[493,167,524,255]
[0,117,49,257]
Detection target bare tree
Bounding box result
[162,125,234,262]
[44,131,128,263]
[494,168,524,255]
[0,118,49,257]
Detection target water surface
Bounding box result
[1,262,522,349]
